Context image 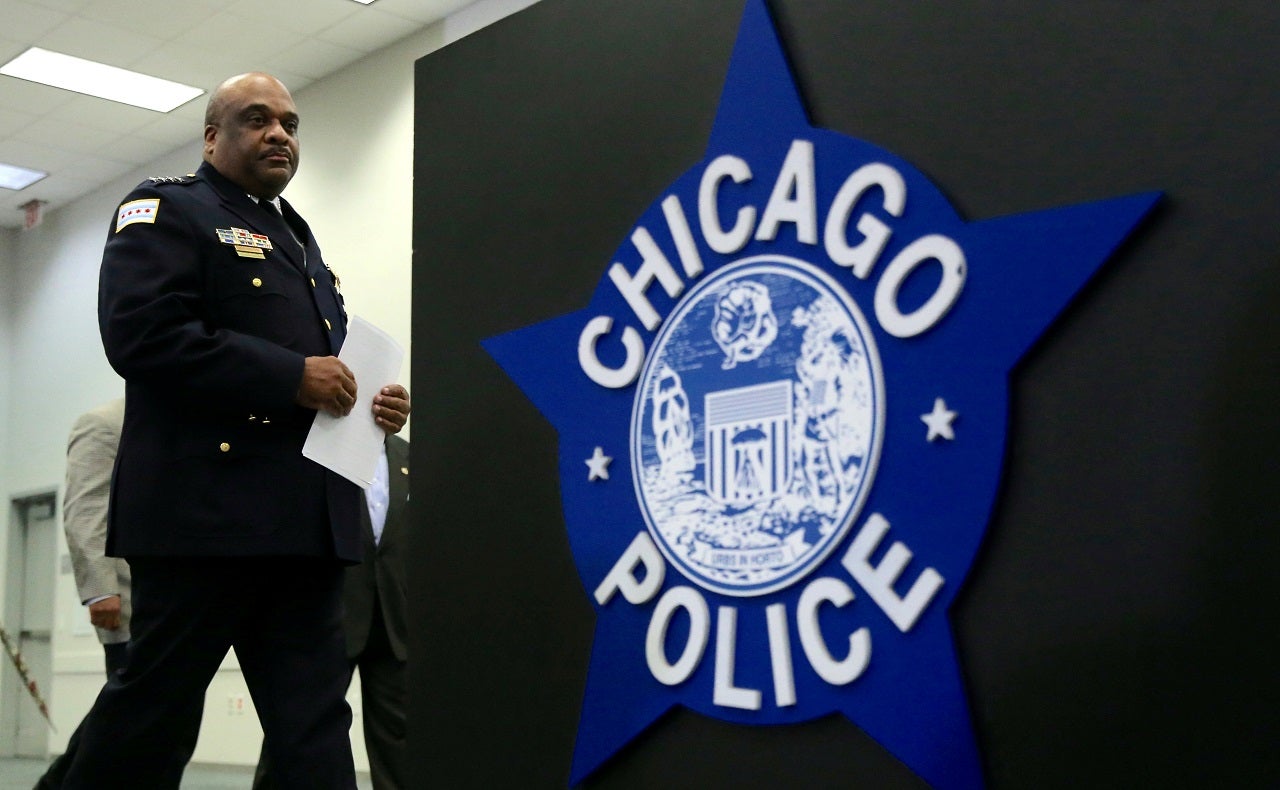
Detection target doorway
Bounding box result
[1,492,57,758]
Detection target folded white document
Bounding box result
[302,315,404,488]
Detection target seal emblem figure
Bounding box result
[711,279,777,369]
[633,256,883,596]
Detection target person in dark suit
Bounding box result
[254,434,411,789]
[60,73,410,790]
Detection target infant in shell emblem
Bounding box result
[631,256,884,597]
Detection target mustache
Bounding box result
[261,148,293,162]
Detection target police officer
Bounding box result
[61,73,410,790]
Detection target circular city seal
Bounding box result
[630,255,885,596]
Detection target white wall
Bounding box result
[0,225,13,628]
[0,224,12,509]
[0,0,538,770]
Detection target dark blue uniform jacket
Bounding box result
[98,161,362,562]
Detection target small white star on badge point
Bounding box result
[921,398,958,442]
[585,446,612,481]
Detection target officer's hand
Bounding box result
[88,596,123,631]
[373,384,410,435]
[297,356,357,416]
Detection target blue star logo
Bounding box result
[484,1,1158,787]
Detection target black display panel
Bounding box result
[411,1,1279,787]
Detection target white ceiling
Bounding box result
[0,0,473,228]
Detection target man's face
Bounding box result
[204,75,300,199]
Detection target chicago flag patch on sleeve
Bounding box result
[116,198,160,232]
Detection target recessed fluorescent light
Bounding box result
[349,0,376,4]
[0,47,203,112]
[0,162,47,191]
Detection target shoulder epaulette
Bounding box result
[144,174,198,186]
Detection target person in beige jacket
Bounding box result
[36,398,200,788]
[37,399,129,789]
[63,399,132,659]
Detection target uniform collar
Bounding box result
[197,161,286,214]
[248,194,284,213]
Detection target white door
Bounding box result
[1,493,57,757]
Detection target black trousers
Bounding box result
[34,643,142,789]
[61,557,355,790]
[356,599,407,790]
[254,596,406,790]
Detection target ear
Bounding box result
[203,124,218,156]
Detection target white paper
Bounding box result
[302,315,404,488]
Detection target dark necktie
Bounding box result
[258,199,304,269]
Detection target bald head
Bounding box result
[202,73,300,199]
[205,73,276,126]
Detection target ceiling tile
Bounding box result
[226,0,360,38]
[0,75,76,114]
[75,0,226,42]
[46,94,161,135]
[92,129,178,166]
[0,34,26,63]
[34,17,164,67]
[20,0,94,14]
[130,110,210,147]
[129,45,267,92]
[369,0,472,25]
[3,2,70,41]
[13,116,117,155]
[62,152,133,184]
[171,12,305,61]
[0,37,27,64]
[0,107,38,136]
[266,37,365,81]
[316,8,424,53]
[0,138,78,171]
